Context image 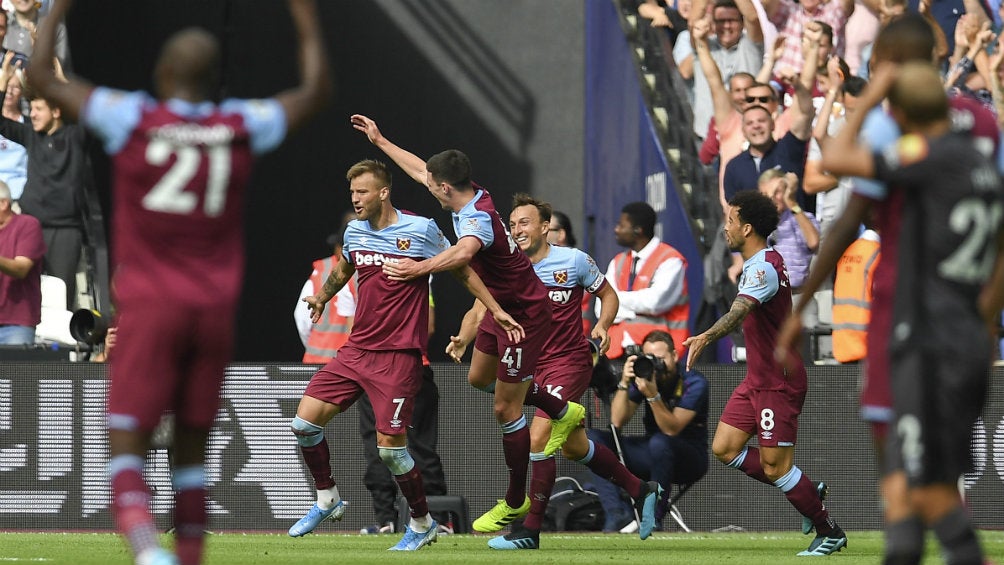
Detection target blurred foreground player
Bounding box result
[30,1,331,564]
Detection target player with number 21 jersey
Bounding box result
[82,89,287,307]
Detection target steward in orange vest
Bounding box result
[303,255,357,363]
[606,242,690,358]
[831,229,879,363]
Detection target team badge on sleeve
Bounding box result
[888,133,928,168]
[741,268,768,291]
[465,218,480,230]
[553,270,568,284]
[397,238,412,251]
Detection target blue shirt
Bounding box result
[628,366,709,447]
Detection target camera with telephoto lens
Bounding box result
[69,309,108,346]
[624,344,667,381]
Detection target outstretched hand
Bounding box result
[446,336,468,363]
[681,334,708,371]
[302,295,328,323]
[492,310,525,343]
[590,326,611,356]
[350,114,384,145]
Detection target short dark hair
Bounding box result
[814,20,834,44]
[713,0,741,14]
[511,193,552,223]
[729,190,779,239]
[426,150,472,189]
[843,76,867,97]
[621,202,656,238]
[346,159,392,188]
[643,330,675,352]
[550,210,577,247]
[872,13,935,65]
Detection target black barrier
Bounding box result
[0,363,1001,531]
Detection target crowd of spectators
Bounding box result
[636,0,1004,360]
[0,0,84,346]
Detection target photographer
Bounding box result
[587,330,709,532]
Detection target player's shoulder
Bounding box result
[219,97,279,117]
[394,209,438,229]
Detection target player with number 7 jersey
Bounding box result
[351,114,588,544]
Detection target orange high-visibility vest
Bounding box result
[832,234,880,363]
[303,256,356,363]
[607,243,690,359]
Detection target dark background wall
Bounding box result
[66,0,585,361]
[4,362,1004,531]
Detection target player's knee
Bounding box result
[378,446,415,475]
[712,443,737,465]
[290,416,324,447]
[763,461,792,483]
[469,374,495,393]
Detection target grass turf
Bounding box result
[1,530,1002,565]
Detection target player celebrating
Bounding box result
[447,194,662,549]
[351,115,587,537]
[820,61,1004,565]
[289,159,520,551]
[684,190,846,556]
[30,1,331,564]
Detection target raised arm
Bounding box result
[757,35,786,83]
[784,70,815,141]
[736,0,764,45]
[990,35,1004,129]
[28,0,93,122]
[351,114,429,185]
[820,63,896,178]
[693,18,737,129]
[783,173,820,251]
[274,0,333,133]
[799,21,823,92]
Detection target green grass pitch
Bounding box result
[1,530,1003,565]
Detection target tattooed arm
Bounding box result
[303,257,356,323]
[682,295,756,370]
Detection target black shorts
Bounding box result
[887,347,989,485]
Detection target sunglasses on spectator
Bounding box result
[745,95,774,103]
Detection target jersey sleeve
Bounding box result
[872,134,934,189]
[421,218,452,258]
[81,87,148,154]
[575,249,606,294]
[736,257,779,304]
[852,107,900,201]
[219,98,288,155]
[454,208,495,248]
